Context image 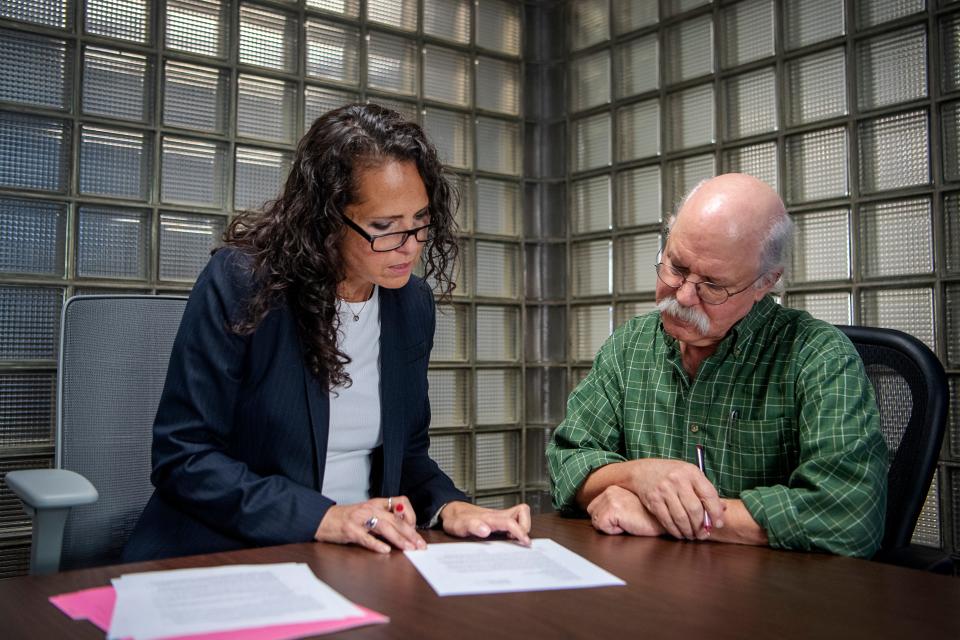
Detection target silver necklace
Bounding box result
[346,286,374,322]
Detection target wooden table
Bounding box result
[1,513,958,639]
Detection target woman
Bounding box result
[123,104,531,561]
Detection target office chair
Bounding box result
[5,295,187,575]
[837,325,952,574]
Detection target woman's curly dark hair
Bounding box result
[221,103,459,389]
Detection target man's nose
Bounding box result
[675,279,700,306]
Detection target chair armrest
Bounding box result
[873,545,955,575]
[5,469,98,510]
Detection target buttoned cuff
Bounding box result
[740,486,810,551]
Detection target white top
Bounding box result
[322,286,382,505]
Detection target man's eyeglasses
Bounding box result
[654,263,763,305]
[342,211,433,252]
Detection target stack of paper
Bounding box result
[50,563,387,640]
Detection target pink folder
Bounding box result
[50,585,389,639]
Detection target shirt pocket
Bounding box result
[724,417,795,493]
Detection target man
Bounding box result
[547,173,888,558]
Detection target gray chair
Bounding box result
[5,295,187,575]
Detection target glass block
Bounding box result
[785,291,852,325]
[161,136,227,208]
[239,3,296,72]
[0,198,65,276]
[616,34,658,99]
[572,113,611,172]
[0,112,69,192]
[0,372,56,447]
[572,240,612,297]
[368,0,416,30]
[858,110,930,193]
[911,473,941,548]
[617,233,660,293]
[525,244,566,300]
[664,14,713,84]
[450,239,470,296]
[476,370,519,424]
[947,285,960,366]
[475,492,522,510]
[570,50,611,112]
[789,208,850,283]
[943,101,960,181]
[367,31,417,96]
[858,0,925,29]
[305,20,360,86]
[424,46,471,107]
[371,97,418,123]
[163,61,228,133]
[0,28,71,110]
[612,0,658,33]
[722,0,774,68]
[306,0,359,18]
[785,48,848,126]
[665,154,715,212]
[428,368,468,428]
[573,305,612,362]
[784,0,845,50]
[159,212,225,282]
[475,241,519,298]
[82,46,152,123]
[86,0,149,43]
[526,306,566,361]
[616,300,658,326]
[77,205,149,279]
[476,306,520,361]
[428,433,469,488]
[234,146,291,211]
[476,179,520,236]
[943,12,960,93]
[952,378,960,456]
[1,0,71,28]
[432,304,468,362]
[663,0,710,17]
[724,68,777,140]
[1,457,53,536]
[0,286,62,359]
[79,126,151,200]
[571,175,611,234]
[424,0,470,44]
[665,84,715,152]
[860,287,935,351]
[237,74,296,143]
[784,127,848,204]
[304,86,358,130]
[571,0,608,50]
[477,118,520,176]
[166,0,228,58]
[449,173,472,232]
[722,142,778,192]
[476,56,520,116]
[859,197,932,277]
[946,192,960,273]
[617,99,660,161]
[475,431,520,489]
[857,26,928,111]
[617,165,661,227]
[525,426,552,483]
[476,0,521,56]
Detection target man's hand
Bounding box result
[629,459,725,540]
[586,486,666,537]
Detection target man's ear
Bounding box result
[754,268,783,300]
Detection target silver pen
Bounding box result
[695,444,713,532]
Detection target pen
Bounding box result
[695,444,712,532]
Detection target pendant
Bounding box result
[352,314,360,322]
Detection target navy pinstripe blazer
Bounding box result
[123,248,466,561]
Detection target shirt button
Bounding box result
[689,424,699,433]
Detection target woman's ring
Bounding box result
[386,497,393,511]
[364,516,379,531]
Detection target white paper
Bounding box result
[403,538,625,596]
[108,563,361,640]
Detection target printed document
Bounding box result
[108,563,361,640]
[404,538,625,596]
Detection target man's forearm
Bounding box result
[708,499,768,546]
[575,461,639,508]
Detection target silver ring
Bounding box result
[364,516,379,531]
[386,497,394,511]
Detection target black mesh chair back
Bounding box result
[58,295,186,570]
[837,325,947,550]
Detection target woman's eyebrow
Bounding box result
[368,205,429,220]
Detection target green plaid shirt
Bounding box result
[548,296,888,558]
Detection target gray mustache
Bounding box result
[657,297,711,336]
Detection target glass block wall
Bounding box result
[0,0,531,576]
[565,0,959,561]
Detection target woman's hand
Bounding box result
[315,496,426,553]
[440,501,532,546]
